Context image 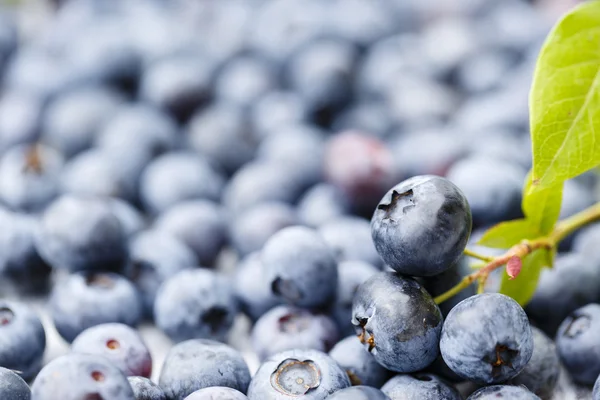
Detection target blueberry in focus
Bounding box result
[128,376,166,400]
[251,305,339,361]
[154,268,238,343]
[35,194,128,273]
[329,335,391,388]
[247,349,350,399]
[159,339,251,400]
[261,226,338,309]
[0,366,31,400]
[440,293,533,384]
[49,271,142,343]
[31,353,135,400]
[184,387,248,400]
[351,271,442,372]
[380,373,462,400]
[594,374,600,400]
[71,323,152,378]
[0,300,46,381]
[327,386,390,400]
[466,385,540,399]
[371,175,472,277]
[555,303,600,385]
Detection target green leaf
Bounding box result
[499,249,550,306]
[478,219,540,249]
[529,1,600,191]
[521,171,563,234]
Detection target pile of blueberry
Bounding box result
[0,0,599,399]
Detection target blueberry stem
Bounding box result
[463,249,494,262]
[435,201,600,304]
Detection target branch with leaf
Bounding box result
[435,1,600,307]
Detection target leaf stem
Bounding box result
[435,201,600,305]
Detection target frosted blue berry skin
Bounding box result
[0,367,31,400]
[370,175,472,277]
[380,373,462,400]
[328,386,390,400]
[440,293,533,385]
[467,385,540,400]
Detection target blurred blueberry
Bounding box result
[187,103,257,175]
[446,156,526,227]
[31,353,135,400]
[454,49,519,93]
[327,386,390,400]
[573,223,600,264]
[233,252,281,322]
[250,90,308,137]
[0,12,17,74]
[556,303,600,385]
[247,349,350,399]
[0,366,31,400]
[155,200,227,266]
[109,197,146,237]
[0,300,46,380]
[251,305,339,361]
[140,152,225,215]
[140,52,214,122]
[352,272,442,373]
[440,293,533,384]
[154,268,238,343]
[35,194,128,272]
[72,323,152,378]
[215,54,275,108]
[333,261,380,336]
[125,229,196,316]
[560,179,596,219]
[159,339,251,399]
[49,271,142,343]
[526,253,600,336]
[230,202,297,257]
[185,387,248,400]
[128,376,166,400]
[319,216,382,267]
[467,385,540,400]
[329,335,391,388]
[332,100,394,139]
[381,373,462,400]
[0,91,43,152]
[463,129,532,169]
[297,183,351,228]
[41,85,123,157]
[261,226,338,309]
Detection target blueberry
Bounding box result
[333,261,379,336]
[455,48,518,94]
[370,175,472,277]
[35,195,128,273]
[420,257,476,317]
[594,374,600,400]
[250,91,307,137]
[187,103,257,175]
[128,377,166,400]
[327,386,390,400]
[0,143,63,212]
[440,293,533,384]
[507,326,560,398]
[297,183,352,228]
[333,100,394,140]
[41,85,124,157]
[351,272,442,372]
[247,349,351,399]
[0,12,17,74]
[140,52,214,122]
[446,156,526,227]
[49,271,142,343]
[154,268,238,343]
[380,373,462,400]
[184,387,248,400]
[230,202,297,257]
[329,335,391,388]
[233,252,281,321]
[125,229,197,316]
[0,91,43,152]
[261,226,338,309]
[72,323,152,378]
[319,216,382,267]
[526,253,600,336]
[251,305,339,361]
[0,366,31,400]
[109,198,146,237]
[0,301,46,380]
[573,223,600,264]
[140,152,225,215]
[154,200,227,267]
[555,303,600,385]
[467,385,540,400]
[215,54,275,108]
[159,339,251,399]
[31,353,135,400]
